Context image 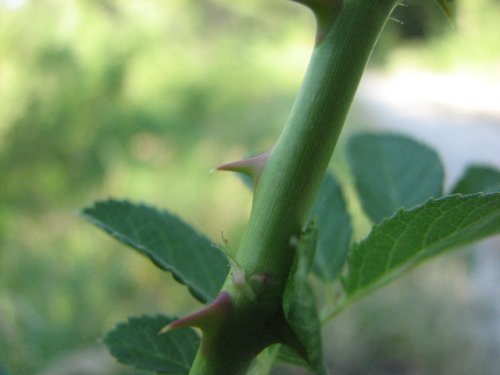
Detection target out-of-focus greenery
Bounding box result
[0,0,498,374]
[0,1,310,373]
[386,0,500,70]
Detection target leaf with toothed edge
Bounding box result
[342,193,500,302]
[283,220,328,375]
[81,199,229,303]
[104,315,199,374]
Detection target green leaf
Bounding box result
[105,315,199,374]
[81,199,229,303]
[248,345,281,375]
[452,165,500,195]
[0,365,10,375]
[276,345,311,370]
[343,193,500,300]
[251,345,310,374]
[311,172,352,281]
[283,221,327,375]
[348,133,444,223]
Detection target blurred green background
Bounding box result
[1,1,499,374]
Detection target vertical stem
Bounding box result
[189,1,398,373]
[238,0,399,280]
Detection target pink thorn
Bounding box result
[216,151,270,185]
[159,292,232,334]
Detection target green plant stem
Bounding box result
[189,1,398,373]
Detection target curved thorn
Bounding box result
[216,151,270,186]
[291,0,343,43]
[159,292,232,334]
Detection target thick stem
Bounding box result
[189,1,398,373]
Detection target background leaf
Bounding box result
[82,199,229,303]
[311,172,352,281]
[452,165,500,195]
[348,133,444,223]
[343,193,500,300]
[104,315,199,374]
[283,221,327,375]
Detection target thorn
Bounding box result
[159,292,232,334]
[216,151,270,186]
[291,0,343,43]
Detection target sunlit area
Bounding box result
[0,0,499,374]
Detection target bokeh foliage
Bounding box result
[0,1,310,373]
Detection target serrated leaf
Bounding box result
[311,172,352,281]
[343,194,500,300]
[348,133,444,223]
[452,165,500,195]
[82,199,229,303]
[283,221,328,375]
[105,315,199,374]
